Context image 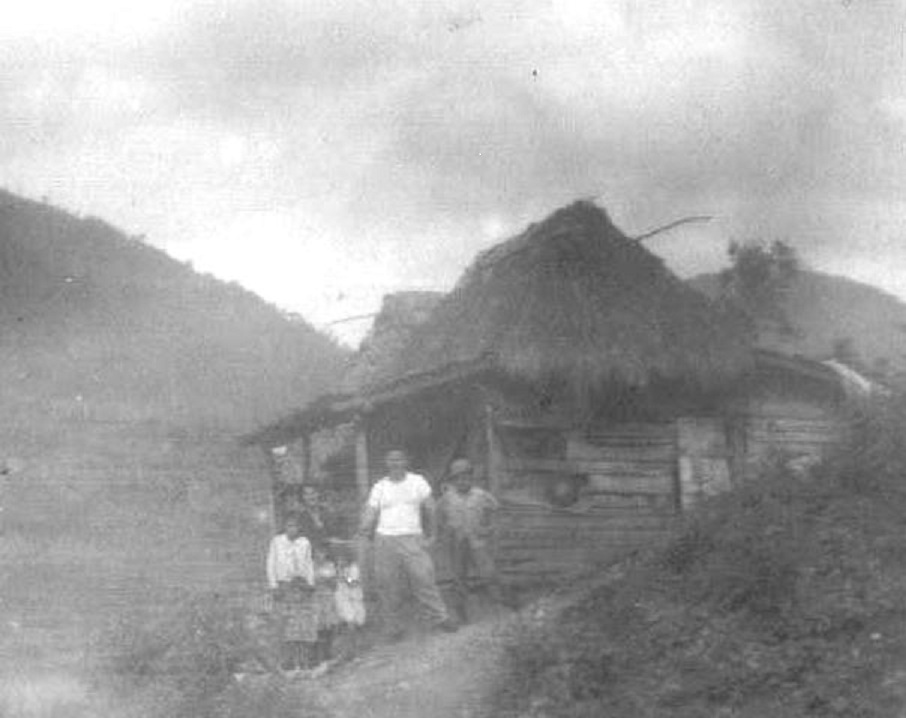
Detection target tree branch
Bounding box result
[632,216,714,243]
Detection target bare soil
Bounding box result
[310,608,514,718]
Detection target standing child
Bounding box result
[332,540,367,661]
[334,540,367,621]
[311,548,341,668]
[266,513,316,672]
[437,458,506,623]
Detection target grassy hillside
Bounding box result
[0,189,344,429]
[689,270,906,376]
[0,190,347,666]
[495,396,906,717]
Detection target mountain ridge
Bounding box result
[689,268,906,375]
[0,188,346,432]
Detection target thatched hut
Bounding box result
[246,201,856,582]
[391,201,750,397]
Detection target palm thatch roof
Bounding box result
[243,200,756,446]
[375,200,753,396]
[339,291,443,395]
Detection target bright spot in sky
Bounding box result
[219,136,248,167]
[0,0,178,39]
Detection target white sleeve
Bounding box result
[300,539,315,585]
[415,475,432,502]
[366,480,383,510]
[266,537,279,589]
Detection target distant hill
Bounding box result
[0,190,347,652]
[0,189,344,431]
[689,269,906,376]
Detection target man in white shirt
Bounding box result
[360,449,457,639]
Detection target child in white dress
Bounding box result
[335,558,366,627]
[266,513,316,671]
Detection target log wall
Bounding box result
[743,397,844,478]
[492,422,678,581]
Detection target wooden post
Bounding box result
[484,403,502,495]
[354,416,370,502]
[353,416,373,595]
[265,446,282,533]
[301,433,312,485]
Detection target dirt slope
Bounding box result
[314,617,511,718]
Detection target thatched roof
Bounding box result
[339,291,443,394]
[376,200,753,396]
[243,200,757,446]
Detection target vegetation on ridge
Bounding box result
[495,391,906,717]
[0,190,346,682]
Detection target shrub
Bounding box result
[93,592,323,718]
[496,391,906,717]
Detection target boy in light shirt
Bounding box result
[437,458,506,622]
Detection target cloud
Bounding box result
[352,1,904,222]
[0,0,904,343]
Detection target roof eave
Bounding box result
[241,355,496,447]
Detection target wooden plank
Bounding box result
[498,535,674,553]
[504,457,674,473]
[498,543,661,577]
[354,418,369,502]
[749,415,840,425]
[301,433,312,484]
[585,474,673,492]
[496,519,675,538]
[496,527,673,544]
[583,422,675,435]
[503,465,673,491]
[748,433,839,442]
[497,503,669,516]
[498,530,673,547]
[747,418,841,431]
[498,541,670,558]
[486,404,503,496]
[580,495,675,510]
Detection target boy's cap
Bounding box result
[449,459,473,476]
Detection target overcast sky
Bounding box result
[1,0,904,344]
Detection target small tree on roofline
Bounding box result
[718,240,800,339]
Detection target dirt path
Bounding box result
[305,607,518,718]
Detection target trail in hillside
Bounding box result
[0,606,519,718]
[304,606,518,718]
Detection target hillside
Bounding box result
[0,190,347,671]
[0,189,344,431]
[689,269,906,375]
[494,395,906,717]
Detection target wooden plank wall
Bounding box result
[493,423,678,582]
[743,398,844,478]
[495,505,676,581]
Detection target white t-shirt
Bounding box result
[367,472,432,536]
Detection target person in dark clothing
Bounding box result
[297,484,341,666]
[297,484,336,555]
